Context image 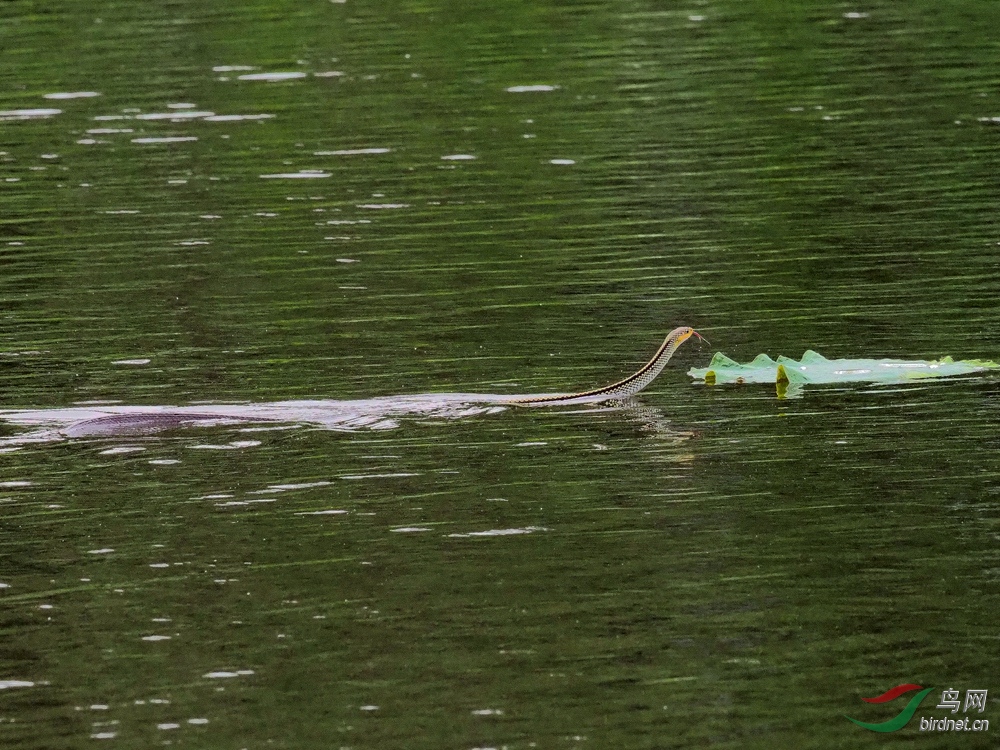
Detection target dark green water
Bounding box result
[2,1,999,747]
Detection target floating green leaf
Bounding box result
[688,350,1000,396]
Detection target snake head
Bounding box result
[673,326,709,348]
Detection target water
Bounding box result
[2,1,999,747]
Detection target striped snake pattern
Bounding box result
[511,326,704,405]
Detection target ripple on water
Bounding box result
[246,481,333,495]
[204,114,274,121]
[505,84,558,92]
[98,446,146,455]
[189,440,262,450]
[44,91,100,99]
[447,526,548,538]
[314,148,390,155]
[0,108,62,121]
[135,111,214,120]
[131,137,198,144]
[237,72,307,81]
[339,472,420,479]
[260,170,331,179]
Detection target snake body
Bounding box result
[0,326,702,441]
[510,326,702,404]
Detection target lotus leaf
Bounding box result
[688,350,999,396]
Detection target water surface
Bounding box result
[1,1,999,748]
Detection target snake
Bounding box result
[510,325,705,404]
[0,326,704,441]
